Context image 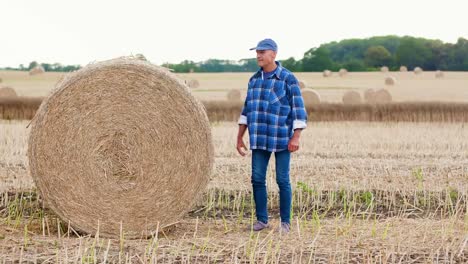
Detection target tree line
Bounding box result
[3,36,468,73]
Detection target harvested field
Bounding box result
[1,120,468,262]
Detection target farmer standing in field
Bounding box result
[236,38,308,233]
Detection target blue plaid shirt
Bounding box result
[238,62,308,152]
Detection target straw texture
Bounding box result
[342,91,362,104]
[0,86,17,98]
[302,89,321,106]
[226,89,241,101]
[28,57,214,238]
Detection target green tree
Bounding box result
[28,61,38,70]
[396,37,432,69]
[364,45,392,67]
[301,47,335,71]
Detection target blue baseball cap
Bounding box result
[249,38,278,52]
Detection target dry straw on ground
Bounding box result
[322,70,332,77]
[27,57,214,238]
[414,67,423,74]
[226,89,241,101]
[385,76,396,85]
[187,79,200,88]
[338,68,348,77]
[435,70,444,78]
[380,66,389,73]
[302,89,321,106]
[298,80,306,89]
[29,65,45,76]
[342,90,362,104]
[374,88,392,103]
[400,66,408,72]
[0,86,17,98]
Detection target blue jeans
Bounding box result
[251,149,291,224]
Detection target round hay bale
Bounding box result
[187,79,200,89]
[0,86,17,98]
[374,89,392,103]
[322,70,332,77]
[298,80,307,90]
[414,67,423,74]
[342,90,362,104]
[338,68,348,77]
[302,89,321,106]
[435,70,444,78]
[29,65,45,75]
[384,76,396,85]
[380,66,389,73]
[363,88,376,103]
[400,66,408,72]
[226,89,241,101]
[28,58,214,238]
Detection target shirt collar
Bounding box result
[254,61,283,79]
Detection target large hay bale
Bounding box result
[374,89,392,103]
[302,89,321,106]
[363,88,376,103]
[384,76,396,85]
[29,65,45,75]
[435,70,444,78]
[28,58,214,238]
[187,79,200,89]
[338,68,348,77]
[342,91,362,104]
[400,66,408,72]
[322,70,332,77]
[0,86,17,98]
[380,66,389,73]
[298,80,307,90]
[414,67,423,74]
[226,89,241,101]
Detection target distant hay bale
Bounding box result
[302,89,321,106]
[435,70,444,78]
[363,88,376,103]
[187,79,200,89]
[342,91,362,104]
[323,70,332,77]
[0,86,17,98]
[374,89,392,103]
[298,80,307,89]
[338,68,348,77]
[28,57,214,238]
[414,67,423,74]
[380,66,389,73]
[384,76,396,85]
[29,65,45,75]
[226,89,241,101]
[400,66,408,72]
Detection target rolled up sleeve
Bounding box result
[289,80,308,130]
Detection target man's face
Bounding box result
[256,50,276,67]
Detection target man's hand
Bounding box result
[288,129,302,152]
[237,124,248,156]
[237,139,248,156]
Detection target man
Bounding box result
[236,38,308,233]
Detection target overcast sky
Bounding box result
[1,0,466,67]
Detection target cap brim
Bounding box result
[249,46,270,51]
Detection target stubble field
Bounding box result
[0,70,467,262]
